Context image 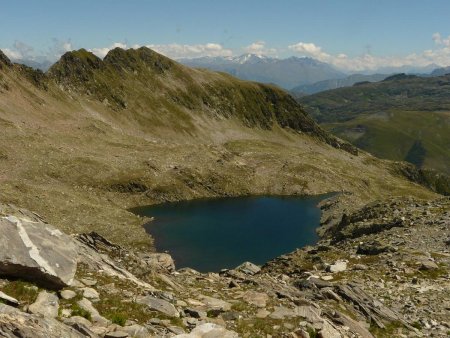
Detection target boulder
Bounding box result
[198,295,231,312]
[63,316,98,338]
[83,287,100,300]
[81,277,98,286]
[136,295,179,317]
[326,260,347,273]
[142,253,175,272]
[419,260,439,270]
[28,291,59,318]
[0,303,86,338]
[242,291,269,308]
[269,306,296,319]
[0,215,77,289]
[60,289,77,300]
[235,261,261,275]
[174,323,238,338]
[64,315,93,328]
[353,264,368,271]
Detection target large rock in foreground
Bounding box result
[0,214,77,289]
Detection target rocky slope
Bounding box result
[0,197,448,337]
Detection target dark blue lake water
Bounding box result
[133,195,330,272]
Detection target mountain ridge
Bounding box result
[46,47,357,153]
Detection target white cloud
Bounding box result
[146,43,233,59]
[88,42,233,59]
[288,34,450,72]
[2,39,73,62]
[2,41,34,60]
[288,42,329,61]
[3,48,22,60]
[243,41,277,56]
[432,32,450,47]
[90,42,128,58]
[48,38,73,59]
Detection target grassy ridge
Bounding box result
[48,47,344,148]
[298,75,450,176]
[323,110,450,173]
[299,74,450,123]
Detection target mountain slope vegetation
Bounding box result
[298,74,450,176]
[0,48,438,248]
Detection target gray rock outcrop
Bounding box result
[0,214,77,289]
[136,295,179,317]
[0,303,86,338]
[28,291,59,318]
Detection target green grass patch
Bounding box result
[0,280,39,305]
[71,303,92,320]
[369,320,404,337]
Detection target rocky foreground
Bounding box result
[0,197,448,338]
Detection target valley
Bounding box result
[298,74,450,184]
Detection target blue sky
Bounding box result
[1,0,450,71]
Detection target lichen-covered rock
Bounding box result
[0,215,77,289]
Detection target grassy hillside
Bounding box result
[0,49,438,249]
[47,48,354,150]
[299,73,450,123]
[298,74,450,176]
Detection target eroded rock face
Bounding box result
[0,304,86,338]
[0,215,77,289]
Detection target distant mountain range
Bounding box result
[13,59,53,72]
[290,73,390,95]
[179,54,346,89]
[430,66,450,76]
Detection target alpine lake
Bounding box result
[132,194,333,272]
